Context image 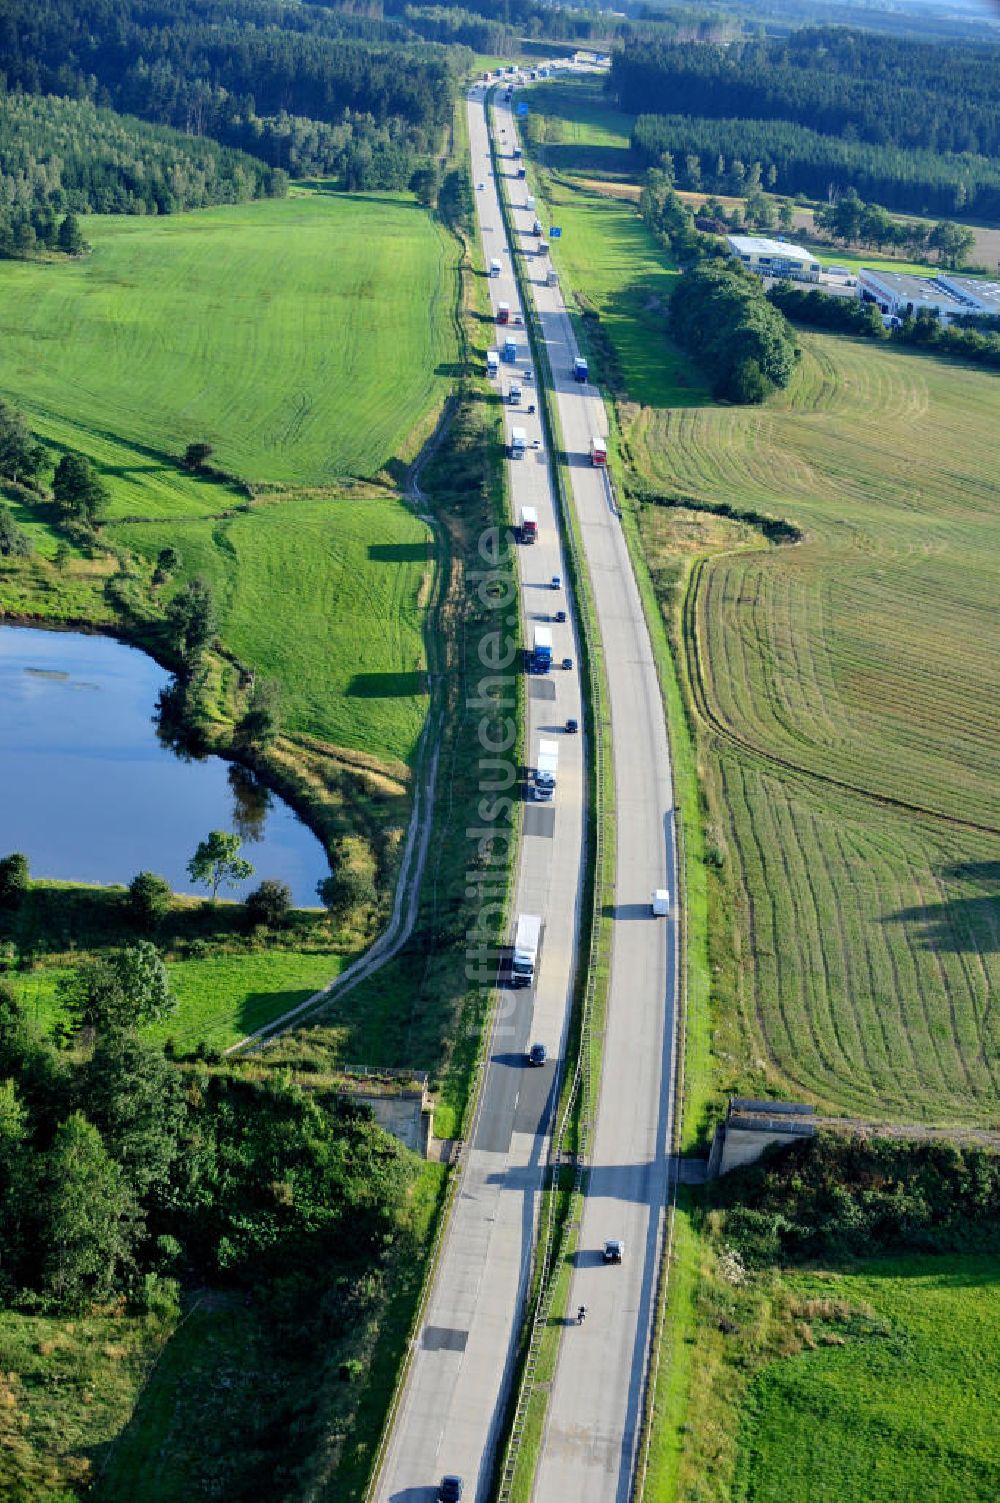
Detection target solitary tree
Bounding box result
[235,677,281,750]
[125,871,173,931]
[182,442,214,471]
[187,831,254,901]
[245,878,292,930]
[0,853,29,909]
[52,453,109,523]
[0,400,45,485]
[61,942,177,1032]
[165,576,216,665]
[57,213,85,255]
[317,865,376,923]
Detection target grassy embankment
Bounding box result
[522,78,1000,1503]
[0,188,456,1045]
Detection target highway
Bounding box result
[491,84,680,1503]
[368,82,589,1503]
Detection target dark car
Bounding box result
[528,1042,547,1067]
[554,609,566,623]
[562,656,573,671]
[603,1239,624,1264]
[438,1477,464,1503]
[565,718,578,734]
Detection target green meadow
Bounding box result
[0,191,458,511]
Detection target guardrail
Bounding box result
[487,89,614,1503]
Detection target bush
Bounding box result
[0,852,29,908]
[126,870,173,931]
[245,879,292,930]
[317,866,377,921]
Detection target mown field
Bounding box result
[634,336,1000,1124]
[0,191,458,509]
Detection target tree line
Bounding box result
[769,282,1000,372]
[0,0,461,192]
[0,91,286,257]
[631,112,1000,221]
[612,28,1000,158]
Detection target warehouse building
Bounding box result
[726,235,821,282]
[935,275,1000,317]
[857,268,967,324]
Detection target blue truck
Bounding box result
[573,356,589,383]
[517,166,527,179]
[502,337,519,363]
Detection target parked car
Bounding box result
[528,1042,547,1067]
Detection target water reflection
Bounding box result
[0,626,328,907]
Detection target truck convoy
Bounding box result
[591,436,608,466]
[510,426,527,458]
[512,914,541,987]
[519,505,538,543]
[490,258,502,278]
[503,337,519,363]
[486,349,500,377]
[531,624,552,672]
[534,739,559,801]
[497,301,510,324]
[573,356,589,382]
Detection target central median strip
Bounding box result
[486,88,618,1503]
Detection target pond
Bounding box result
[0,626,329,907]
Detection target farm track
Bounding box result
[225,401,459,1055]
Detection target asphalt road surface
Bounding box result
[491,88,680,1503]
[368,82,588,1503]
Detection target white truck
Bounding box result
[534,739,559,801]
[651,889,670,917]
[525,194,536,211]
[512,913,542,987]
[490,258,502,277]
[510,426,527,458]
[486,348,500,377]
[519,504,538,543]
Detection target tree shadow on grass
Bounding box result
[368,542,432,563]
[883,862,1000,953]
[347,671,427,698]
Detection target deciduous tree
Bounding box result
[187,831,254,901]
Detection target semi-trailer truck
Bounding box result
[502,337,519,363]
[497,302,510,324]
[512,914,541,987]
[486,349,500,377]
[591,435,608,466]
[510,426,527,459]
[573,356,589,382]
[519,505,538,543]
[531,624,553,672]
[534,739,559,801]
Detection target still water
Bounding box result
[0,626,328,907]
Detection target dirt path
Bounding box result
[225,403,457,1056]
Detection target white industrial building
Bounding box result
[935,275,1000,317]
[856,268,968,324]
[726,235,821,282]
